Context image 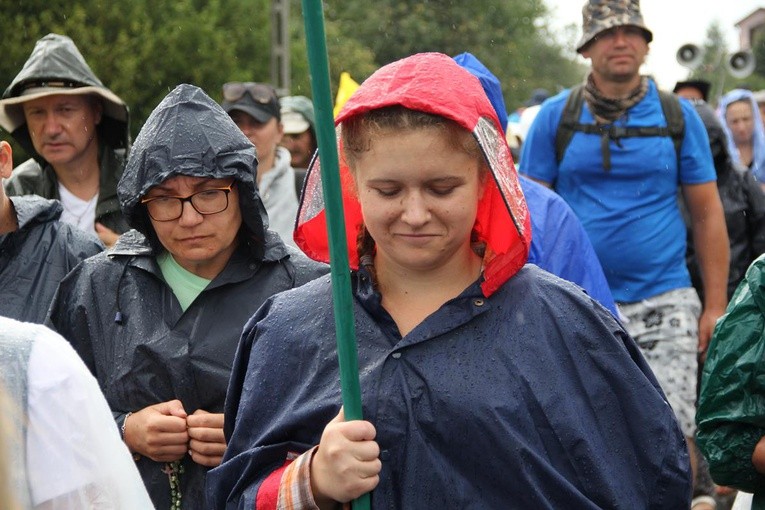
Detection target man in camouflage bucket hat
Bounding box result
[521,2,729,506]
[576,0,652,52]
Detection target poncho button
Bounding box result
[391,352,402,359]
[473,299,485,307]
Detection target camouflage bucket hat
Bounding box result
[576,0,653,53]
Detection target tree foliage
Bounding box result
[1,0,585,162]
[320,0,585,110]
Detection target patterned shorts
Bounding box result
[617,287,701,438]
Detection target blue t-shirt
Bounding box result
[521,80,715,302]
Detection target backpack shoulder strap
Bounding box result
[555,84,585,164]
[554,85,686,169]
[657,89,685,164]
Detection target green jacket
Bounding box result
[698,254,765,509]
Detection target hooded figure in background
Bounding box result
[684,101,765,302]
[0,34,130,245]
[718,88,765,184]
[208,53,689,509]
[453,51,618,317]
[47,84,327,509]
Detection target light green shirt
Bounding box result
[157,251,211,311]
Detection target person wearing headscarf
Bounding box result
[718,89,765,186]
[684,100,765,302]
[208,52,690,509]
[47,84,327,509]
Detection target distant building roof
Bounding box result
[736,8,765,49]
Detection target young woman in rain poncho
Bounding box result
[46,84,327,509]
[208,53,691,509]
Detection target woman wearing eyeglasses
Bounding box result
[46,84,327,509]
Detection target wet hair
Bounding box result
[340,106,486,275]
[341,106,483,169]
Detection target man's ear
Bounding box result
[0,141,13,180]
[90,95,104,126]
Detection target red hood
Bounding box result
[295,52,530,297]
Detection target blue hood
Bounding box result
[453,52,508,132]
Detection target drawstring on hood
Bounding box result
[113,258,132,325]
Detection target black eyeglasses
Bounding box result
[141,182,235,222]
[222,82,278,104]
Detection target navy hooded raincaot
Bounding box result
[207,54,691,509]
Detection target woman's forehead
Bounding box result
[147,175,231,194]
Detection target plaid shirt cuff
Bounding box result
[277,447,320,510]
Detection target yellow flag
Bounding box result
[333,71,360,117]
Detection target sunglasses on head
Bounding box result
[222,82,277,104]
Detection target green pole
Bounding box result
[301,1,371,509]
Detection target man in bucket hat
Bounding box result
[0,33,130,246]
[521,0,729,499]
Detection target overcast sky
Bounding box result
[544,0,764,89]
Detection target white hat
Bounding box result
[282,110,310,134]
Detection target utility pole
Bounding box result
[271,0,290,96]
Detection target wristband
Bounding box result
[121,412,132,440]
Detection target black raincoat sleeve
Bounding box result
[742,171,765,259]
[46,254,109,382]
[47,257,132,432]
[697,255,765,492]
